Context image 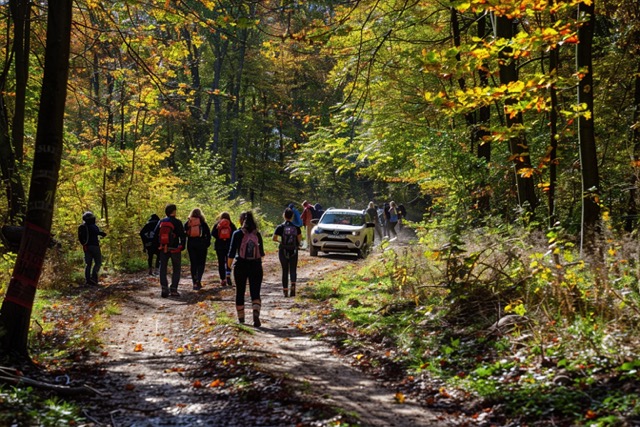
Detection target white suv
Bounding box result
[309,208,375,258]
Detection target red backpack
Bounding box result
[187,217,202,238]
[218,218,231,240]
[158,220,176,252]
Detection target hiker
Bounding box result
[301,200,315,249]
[366,202,383,240]
[313,203,324,220]
[383,202,391,238]
[288,202,303,228]
[184,208,211,290]
[397,203,407,230]
[212,211,237,287]
[153,204,186,298]
[273,207,302,297]
[139,214,160,275]
[78,211,107,286]
[227,211,265,327]
[388,201,399,240]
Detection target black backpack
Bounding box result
[281,223,298,251]
[78,223,89,246]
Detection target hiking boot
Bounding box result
[283,288,289,297]
[226,275,233,287]
[169,290,181,297]
[220,279,227,287]
[193,282,202,291]
[290,284,296,297]
[148,268,154,276]
[238,317,245,324]
[253,312,261,328]
[161,290,169,298]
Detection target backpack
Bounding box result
[313,204,323,219]
[291,209,302,227]
[158,219,176,253]
[78,223,89,246]
[187,217,202,238]
[281,223,298,251]
[239,230,261,260]
[389,208,398,223]
[218,218,231,240]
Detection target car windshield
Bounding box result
[320,212,365,226]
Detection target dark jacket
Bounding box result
[140,214,160,250]
[82,216,106,246]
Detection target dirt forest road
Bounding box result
[76,248,451,427]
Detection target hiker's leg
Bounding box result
[170,252,182,291]
[278,249,289,296]
[159,252,169,294]
[290,252,298,297]
[91,246,102,283]
[234,264,248,322]
[216,249,226,284]
[249,264,263,326]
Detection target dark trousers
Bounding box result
[159,251,182,291]
[146,248,160,269]
[84,245,102,283]
[278,248,298,288]
[215,248,228,281]
[187,246,207,284]
[233,260,263,306]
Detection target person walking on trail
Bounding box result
[184,208,211,291]
[366,202,383,241]
[288,202,303,228]
[227,211,265,327]
[139,213,160,275]
[397,203,407,230]
[212,211,237,287]
[382,202,391,238]
[78,211,107,286]
[153,204,186,298]
[388,201,400,240]
[273,207,302,297]
[301,200,315,249]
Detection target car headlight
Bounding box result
[314,228,324,234]
[351,230,360,236]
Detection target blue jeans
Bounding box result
[159,251,182,291]
[84,245,102,284]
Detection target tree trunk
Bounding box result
[548,2,560,228]
[576,0,600,248]
[495,15,538,211]
[625,48,640,231]
[0,2,72,360]
[10,0,31,165]
[475,12,491,212]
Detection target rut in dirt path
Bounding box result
[251,253,447,426]
[83,248,450,426]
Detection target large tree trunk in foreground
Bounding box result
[0,2,73,361]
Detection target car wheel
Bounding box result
[310,244,318,257]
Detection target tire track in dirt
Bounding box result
[248,253,448,427]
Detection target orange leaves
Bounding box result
[208,379,225,388]
[134,343,144,352]
[394,392,406,404]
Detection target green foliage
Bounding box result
[0,386,85,426]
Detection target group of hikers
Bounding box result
[78,198,405,328]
